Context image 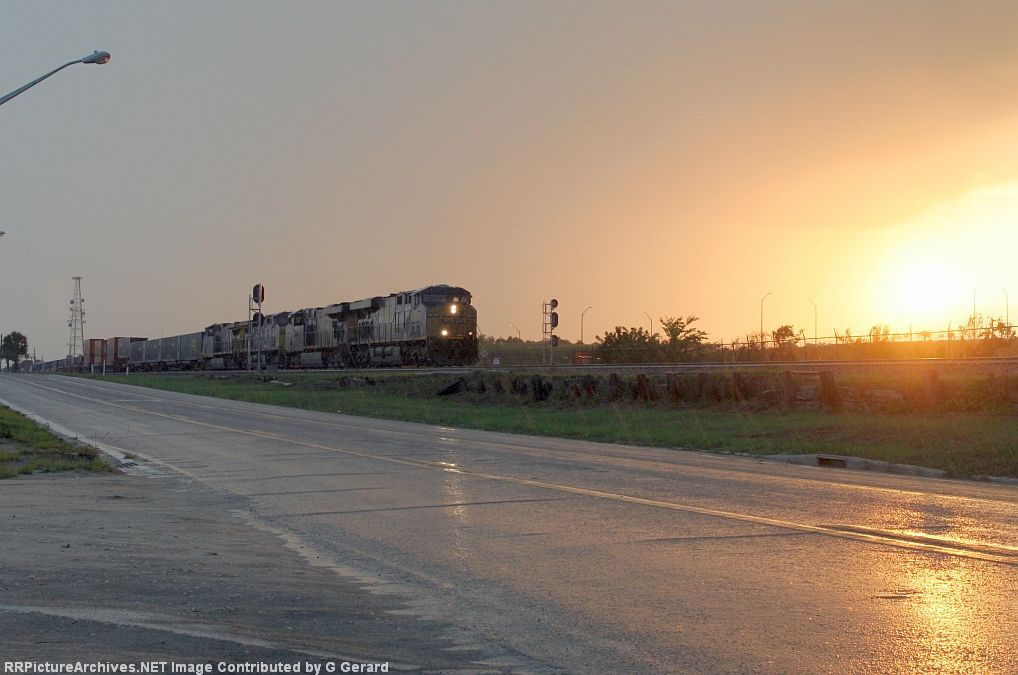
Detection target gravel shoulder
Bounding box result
[0,470,528,671]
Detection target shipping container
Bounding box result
[100,337,145,371]
[84,339,106,366]
[143,339,160,364]
[178,332,203,363]
[129,340,147,366]
[158,336,179,363]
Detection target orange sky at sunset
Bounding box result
[4,3,1018,357]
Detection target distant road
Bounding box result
[1,374,1016,672]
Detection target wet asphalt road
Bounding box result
[0,472,502,671]
[1,374,1016,673]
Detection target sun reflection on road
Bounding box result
[880,561,995,672]
[440,449,471,563]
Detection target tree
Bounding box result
[595,326,661,364]
[769,324,797,360]
[771,324,796,347]
[1,332,28,371]
[992,319,1015,340]
[658,315,707,362]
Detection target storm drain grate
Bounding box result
[816,456,848,468]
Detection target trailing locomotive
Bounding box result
[36,284,478,372]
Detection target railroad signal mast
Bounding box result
[67,276,85,358]
[249,283,265,371]
[542,298,559,366]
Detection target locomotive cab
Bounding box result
[420,285,478,365]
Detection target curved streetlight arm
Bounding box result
[0,51,110,107]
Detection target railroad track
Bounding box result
[86,355,1018,377]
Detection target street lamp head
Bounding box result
[0,51,111,108]
[81,51,111,65]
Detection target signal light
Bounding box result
[252,284,265,304]
[544,297,560,361]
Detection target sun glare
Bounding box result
[893,260,961,317]
[872,181,1018,328]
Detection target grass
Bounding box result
[0,406,113,479]
[94,372,1018,480]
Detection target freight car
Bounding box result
[45,284,478,372]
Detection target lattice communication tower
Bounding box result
[67,276,86,358]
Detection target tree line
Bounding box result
[595,316,708,364]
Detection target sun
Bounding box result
[889,258,962,321]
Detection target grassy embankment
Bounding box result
[0,406,113,479]
[97,371,1018,480]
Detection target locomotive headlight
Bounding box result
[450,304,458,314]
[441,329,449,336]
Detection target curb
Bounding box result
[766,453,947,478]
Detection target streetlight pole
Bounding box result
[760,292,771,349]
[0,51,111,107]
[509,324,521,340]
[808,298,817,346]
[580,306,592,345]
[973,282,980,339]
[1004,288,1009,333]
[807,298,818,362]
[643,312,653,337]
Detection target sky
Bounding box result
[4,1,1018,359]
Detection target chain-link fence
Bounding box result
[479,323,1018,367]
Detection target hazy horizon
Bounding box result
[4,1,1018,359]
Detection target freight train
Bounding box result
[35,284,478,372]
